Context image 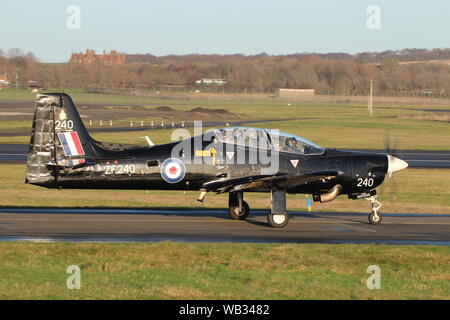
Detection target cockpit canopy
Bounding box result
[214,127,324,155]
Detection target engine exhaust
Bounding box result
[313,184,342,203]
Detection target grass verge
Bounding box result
[1,164,449,213]
[0,242,448,299]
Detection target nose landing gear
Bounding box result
[367,195,382,225]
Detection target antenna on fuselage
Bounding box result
[140,136,156,147]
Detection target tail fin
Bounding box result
[25,93,97,185]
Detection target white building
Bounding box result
[195,79,228,86]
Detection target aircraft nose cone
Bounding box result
[387,155,408,174]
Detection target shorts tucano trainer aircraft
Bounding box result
[25,93,408,228]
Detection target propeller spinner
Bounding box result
[387,154,408,175]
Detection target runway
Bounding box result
[0,144,28,162]
[1,144,450,168]
[352,149,450,168]
[0,208,449,244]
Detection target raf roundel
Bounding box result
[160,158,186,183]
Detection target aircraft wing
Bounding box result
[202,174,286,193]
[203,170,342,193]
[276,170,342,189]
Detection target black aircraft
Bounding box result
[25,93,408,228]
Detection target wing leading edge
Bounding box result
[203,170,342,193]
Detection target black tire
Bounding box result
[368,211,382,225]
[267,212,290,228]
[228,200,250,220]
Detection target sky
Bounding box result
[0,0,449,62]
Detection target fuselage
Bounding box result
[30,132,389,196]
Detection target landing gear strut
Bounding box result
[267,187,289,228]
[367,195,382,225]
[228,191,250,220]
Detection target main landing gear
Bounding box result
[267,187,289,228]
[228,191,250,220]
[367,195,382,225]
[228,188,290,228]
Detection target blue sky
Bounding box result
[1,0,449,62]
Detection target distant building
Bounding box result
[70,49,125,66]
[195,79,228,86]
[421,89,433,97]
[0,75,10,88]
[28,80,44,89]
[278,88,315,99]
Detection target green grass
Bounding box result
[0,121,32,131]
[1,89,450,149]
[1,112,449,150]
[0,242,448,299]
[255,117,450,150]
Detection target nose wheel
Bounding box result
[229,200,250,220]
[367,195,382,225]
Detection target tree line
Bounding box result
[1,48,449,96]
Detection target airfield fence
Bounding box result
[1,87,449,109]
[82,87,450,108]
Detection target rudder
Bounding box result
[25,93,97,186]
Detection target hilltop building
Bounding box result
[70,49,125,66]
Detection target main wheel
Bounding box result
[267,212,289,228]
[368,211,382,225]
[229,200,250,220]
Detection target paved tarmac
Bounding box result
[352,149,450,168]
[0,208,449,244]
